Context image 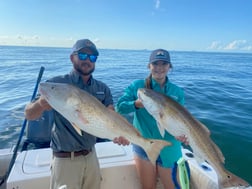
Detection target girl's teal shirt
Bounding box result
[116,77,185,167]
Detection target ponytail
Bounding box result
[144,74,152,89]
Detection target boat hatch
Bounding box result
[23,148,52,174]
[96,142,134,167]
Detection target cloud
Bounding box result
[155,0,160,9]
[93,38,100,43]
[32,35,39,40]
[16,35,23,40]
[208,40,252,52]
[224,40,247,50]
[244,46,252,51]
[15,35,39,42]
[0,35,9,39]
[208,41,223,50]
[0,35,84,47]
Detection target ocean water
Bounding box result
[0,45,252,184]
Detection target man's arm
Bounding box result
[25,97,52,120]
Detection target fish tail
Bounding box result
[220,170,250,188]
[143,139,172,165]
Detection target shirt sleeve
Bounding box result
[178,88,185,105]
[103,85,114,107]
[115,82,139,114]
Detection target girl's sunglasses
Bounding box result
[74,52,98,63]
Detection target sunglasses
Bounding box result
[74,52,98,63]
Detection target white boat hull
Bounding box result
[0,141,226,189]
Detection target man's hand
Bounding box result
[113,136,130,146]
[108,106,130,146]
[38,96,52,110]
[25,96,52,120]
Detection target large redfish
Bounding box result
[39,82,170,165]
[137,88,250,189]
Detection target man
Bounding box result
[25,39,129,189]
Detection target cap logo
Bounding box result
[85,40,93,47]
[156,51,165,56]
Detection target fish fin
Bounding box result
[157,112,167,138]
[76,110,89,124]
[144,139,172,165]
[72,123,82,136]
[212,141,225,163]
[157,122,166,138]
[199,121,210,135]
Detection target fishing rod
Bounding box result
[0,66,45,187]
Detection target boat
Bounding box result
[0,138,221,189]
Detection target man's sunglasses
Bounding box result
[74,52,98,63]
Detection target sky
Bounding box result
[0,0,252,52]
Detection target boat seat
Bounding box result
[21,110,54,151]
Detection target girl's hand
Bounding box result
[113,136,130,146]
[176,135,189,145]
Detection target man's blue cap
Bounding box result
[72,39,99,56]
[149,49,171,64]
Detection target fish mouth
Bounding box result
[39,84,45,95]
[137,93,142,101]
[39,83,49,100]
[137,89,144,101]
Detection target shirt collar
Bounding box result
[70,69,93,86]
[151,76,169,92]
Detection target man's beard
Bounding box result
[74,63,95,76]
